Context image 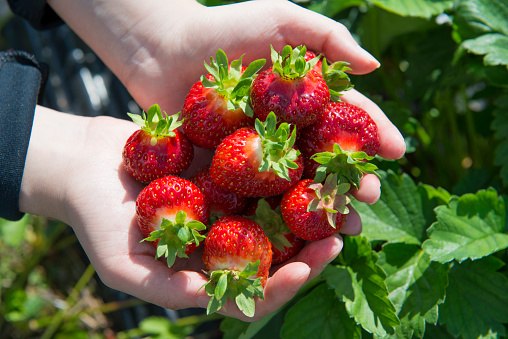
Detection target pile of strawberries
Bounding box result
[122,45,380,317]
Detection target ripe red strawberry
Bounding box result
[210,112,303,197]
[190,165,248,222]
[201,215,272,317]
[136,176,209,267]
[297,101,380,188]
[250,45,330,128]
[123,104,194,183]
[245,197,305,265]
[182,49,266,149]
[281,175,351,241]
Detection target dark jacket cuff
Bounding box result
[0,50,46,220]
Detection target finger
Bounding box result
[350,173,381,205]
[340,207,362,236]
[342,89,406,160]
[97,248,210,311]
[273,2,380,74]
[256,262,311,315]
[284,234,344,282]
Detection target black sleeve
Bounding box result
[0,50,47,221]
[7,0,64,30]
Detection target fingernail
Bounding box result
[323,235,343,267]
[357,45,380,68]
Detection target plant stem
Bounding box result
[40,264,96,339]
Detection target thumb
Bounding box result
[275,2,380,74]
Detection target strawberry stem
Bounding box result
[312,143,380,189]
[321,58,354,101]
[249,199,293,252]
[127,103,183,138]
[201,260,264,317]
[271,44,320,80]
[141,211,206,267]
[255,112,300,181]
[307,173,352,229]
[201,49,266,117]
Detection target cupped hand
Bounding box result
[30,110,360,322]
[36,0,407,320]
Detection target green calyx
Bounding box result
[127,104,183,146]
[201,49,266,117]
[307,173,351,229]
[200,260,264,317]
[321,58,354,101]
[250,199,292,252]
[141,210,207,268]
[311,143,380,189]
[271,44,320,80]
[255,112,301,181]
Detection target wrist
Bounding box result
[19,106,89,224]
[46,0,203,101]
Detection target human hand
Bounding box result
[48,0,405,206]
[29,0,406,320]
[19,106,363,321]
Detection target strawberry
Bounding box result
[297,101,380,188]
[201,215,272,317]
[123,104,194,183]
[281,175,351,241]
[182,49,266,149]
[210,112,303,197]
[245,197,305,265]
[189,165,248,222]
[250,45,329,128]
[135,176,209,267]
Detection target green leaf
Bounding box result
[215,273,228,301]
[281,284,361,339]
[438,257,508,339]
[378,244,449,325]
[308,0,364,18]
[138,316,192,338]
[351,171,430,245]
[236,291,256,318]
[239,260,260,279]
[454,0,508,39]
[372,0,454,19]
[422,188,508,263]
[221,308,286,339]
[454,0,508,68]
[324,235,400,336]
[462,33,508,68]
[207,293,227,316]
